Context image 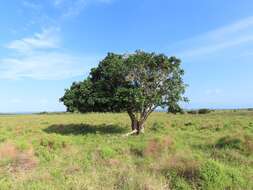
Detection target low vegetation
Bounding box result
[0,110,253,189]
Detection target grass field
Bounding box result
[0,111,253,190]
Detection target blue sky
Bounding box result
[0,0,253,112]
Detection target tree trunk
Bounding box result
[137,121,145,134]
[129,118,145,135]
[140,122,145,134]
[126,111,147,136]
[131,118,138,131]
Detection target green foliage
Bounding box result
[60,51,187,132]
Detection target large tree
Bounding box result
[60,51,187,135]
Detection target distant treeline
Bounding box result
[186,108,213,114]
[3,108,251,116]
[185,108,253,115]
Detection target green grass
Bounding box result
[0,111,253,189]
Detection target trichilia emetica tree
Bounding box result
[60,51,187,135]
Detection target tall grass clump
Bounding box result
[200,159,246,190]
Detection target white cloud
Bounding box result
[0,28,99,80]
[6,27,60,53]
[2,0,114,80]
[0,52,98,80]
[171,16,253,60]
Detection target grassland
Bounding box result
[0,111,253,190]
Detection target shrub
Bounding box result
[187,110,198,114]
[37,112,48,115]
[187,109,212,114]
[198,109,212,114]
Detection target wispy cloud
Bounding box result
[18,0,114,32]
[53,0,114,18]
[0,28,99,80]
[6,27,60,53]
[1,0,115,80]
[22,1,42,10]
[0,52,98,80]
[170,16,253,60]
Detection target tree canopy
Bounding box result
[60,51,187,134]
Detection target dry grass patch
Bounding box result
[153,152,200,183]
[0,142,18,160]
[144,136,173,157]
[0,142,38,173]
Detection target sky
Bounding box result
[0,0,253,112]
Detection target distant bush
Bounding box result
[37,112,48,115]
[187,110,198,114]
[198,109,212,114]
[247,108,253,111]
[187,109,212,114]
[37,112,67,115]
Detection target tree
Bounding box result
[60,51,187,135]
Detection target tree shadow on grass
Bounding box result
[43,123,127,136]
